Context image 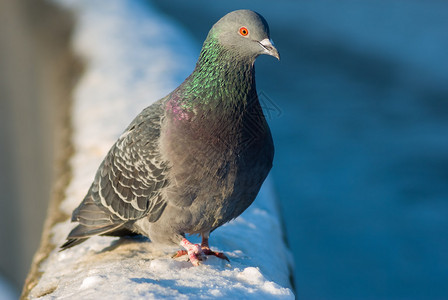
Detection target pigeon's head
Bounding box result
[209,10,280,61]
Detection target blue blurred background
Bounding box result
[151,1,448,298]
[1,0,447,298]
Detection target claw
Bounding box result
[213,252,230,262]
[202,247,230,262]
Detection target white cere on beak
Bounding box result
[258,38,280,60]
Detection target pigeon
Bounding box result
[61,9,279,266]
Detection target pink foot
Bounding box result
[178,238,206,266]
[172,237,229,265]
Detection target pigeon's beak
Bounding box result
[258,38,280,60]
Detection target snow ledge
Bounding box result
[26,0,294,298]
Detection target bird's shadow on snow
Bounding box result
[129,277,212,296]
[99,235,150,253]
[129,277,160,284]
[91,235,179,262]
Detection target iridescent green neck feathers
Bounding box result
[169,33,257,116]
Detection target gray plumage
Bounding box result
[62,10,279,258]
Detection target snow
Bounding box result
[28,0,293,298]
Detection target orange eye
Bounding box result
[239,26,249,36]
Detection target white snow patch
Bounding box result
[30,0,294,298]
[238,267,264,285]
[79,275,104,290]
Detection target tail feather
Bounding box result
[60,238,88,250]
[60,223,124,251]
[61,191,133,250]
